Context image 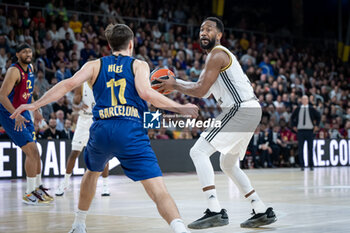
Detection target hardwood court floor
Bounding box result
[0,167,349,233]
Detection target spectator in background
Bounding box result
[0,9,6,33]
[259,56,274,77]
[55,61,72,82]
[22,10,31,28]
[48,24,60,41]
[258,123,273,168]
[80,43,96,64]
[58,21,75,41]
[0,34,9,53]
[240,48,256,66]
[52,97,72,118]
[74,33,85,54]
[248,126,261,168]
[43,118,67,139]
[33,11,45,27]
[56,110,65,131]
[34,123,44,140]
[279,119,295,167]
[329,122,342,139]
[34,70,50,98]
[62,32,74,52]
[46,0,56,16]
[270,125,284,167]
[240,33,249,50]
[57,0,68,22]
[23,29,34,46]
[0,48,7,75]
[189,60,201,82]
[36,47,56,81]
[69,14,82,34]
[63,119,74,140]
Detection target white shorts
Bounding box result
[201,100,261,159]
[71,115,93,151]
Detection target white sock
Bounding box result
[204,189,221,212]
[73,209,88,226]
[170,219,190,233]
[102,177,108,186]
[36,174,42,187]
[64,173,72,186]
[26,177,36,194]
[247,191,267,214]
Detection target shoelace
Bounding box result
[39,185,51,196]
[32,191,45,201]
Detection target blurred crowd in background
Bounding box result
[0,0,349,168]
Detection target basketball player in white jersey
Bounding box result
[55,82,118,196]
[157,17,277,229]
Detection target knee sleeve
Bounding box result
[190,137,216,163]
[219,152,240,173]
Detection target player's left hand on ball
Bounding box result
[156,71,176,93]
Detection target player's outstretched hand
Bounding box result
[14,114,30,131]
[180,103,199,118]
[10,104,37,120]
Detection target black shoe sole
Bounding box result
[55,193,64,196]
[241,216,277,228]
[101,193,110,196]
[188,216,229,229]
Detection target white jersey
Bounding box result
[79,82,95,116]
[204,45,256,107]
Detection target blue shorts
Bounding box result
[0,110,35,147]
[84,118,162,181]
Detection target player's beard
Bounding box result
[20,57,32,64]
[200,37,216,50]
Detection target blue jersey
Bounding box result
[92,55,148,123]
[85,55,162,181]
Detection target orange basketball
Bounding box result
[150,68,175,95]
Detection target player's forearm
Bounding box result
[144,89,183,113]
[174,79,205,98]
[0,96,16,114]
[33,79,75,110]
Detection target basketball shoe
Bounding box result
[36,185,54,202]
[23,191,51,205]
[240,207,277,228]
[101,184,110,196]
[188,209,228,229]
[68,223,86,233]
[55,182,69,196]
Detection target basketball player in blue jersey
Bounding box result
[12,24,197,233]
[0,43,53,205]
